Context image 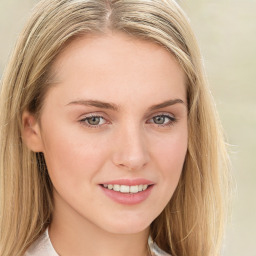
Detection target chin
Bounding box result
[99,215,153,235]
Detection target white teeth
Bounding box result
[113,184,120,191]
[130,185,139,193]
[120,185,130,193]
[103,184,149,193]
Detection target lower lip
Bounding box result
[100,185,154,205]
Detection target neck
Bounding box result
[49,191,150,256]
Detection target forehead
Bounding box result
[47,31,186,106]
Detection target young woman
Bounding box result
[0,0,230,255]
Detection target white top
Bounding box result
[25,229,58,256]
[25,228,171,256]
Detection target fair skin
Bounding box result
[22,32,188,256]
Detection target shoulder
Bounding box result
[24,229,58,256]
[148,236,172,256]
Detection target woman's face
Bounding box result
[26,32,188,234]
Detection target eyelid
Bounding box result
[78,113,110,128]
[146,112,177,126]
[147,111,175,120]
[77,111,108,119]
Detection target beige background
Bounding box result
[1,0,256,255]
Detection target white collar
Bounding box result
[25,228,171,256]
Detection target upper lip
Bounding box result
[99,178,154,186]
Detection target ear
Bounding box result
[21,111,44,152]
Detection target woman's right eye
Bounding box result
[79,115,107,128]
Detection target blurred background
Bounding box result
[0,0,255,255]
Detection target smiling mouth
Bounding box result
[100,184,152,194]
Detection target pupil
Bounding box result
[88,117,100,125]
[154,116,165,124]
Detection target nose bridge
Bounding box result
[112,121,150,171]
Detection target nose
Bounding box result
[111,124,150,171]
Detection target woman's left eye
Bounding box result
[80,115,107,127]
[148,114,176,126]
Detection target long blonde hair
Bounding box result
[0,0,230,255]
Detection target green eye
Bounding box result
[150,114,177,126]
[153,116,166,124]
[80,115,106,127]
[87,116,101,125]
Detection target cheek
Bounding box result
[151,129,187,190]
[40,126,109,191]
[142,130,187,220]
[153,128,187,168]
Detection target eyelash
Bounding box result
[79,114,107,128]
[147,114,177,127]
[79,113,177,128]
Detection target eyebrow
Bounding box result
[66,98,185,111]
[148,99,186,111]
[66,100,119,111]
